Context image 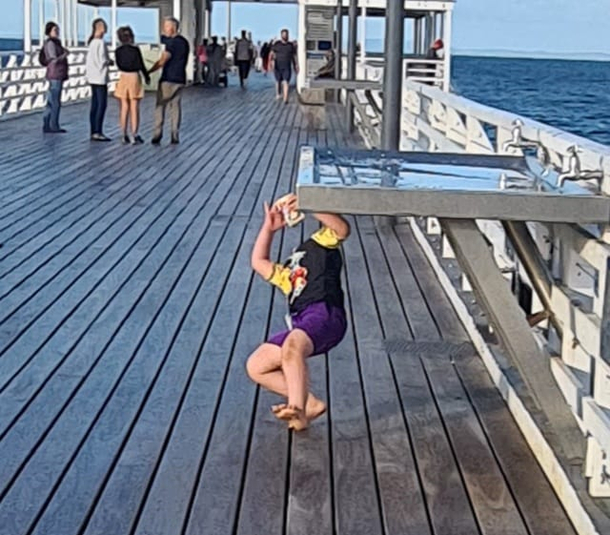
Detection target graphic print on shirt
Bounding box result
[287,250,308,305]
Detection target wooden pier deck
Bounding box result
[0,77,577,535]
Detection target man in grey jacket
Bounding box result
[42,22,69,133]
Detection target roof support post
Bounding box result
[111,0,117,49]
[226,0,232,42]
[381,0,404,150]
[24,0,32,52]
[345,0,357,130]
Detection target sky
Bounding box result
[1,0,610,59]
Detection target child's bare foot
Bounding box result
[271,395,327,426]
[271,405,309,431]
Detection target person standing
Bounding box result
[149,17,190,145]
[196,38,209,84]
[114,26,150,144]
[270,29,298,104]
[41,22,69,133]
[206,36,221,86]
[86,18,111,141]
[235,30,254,88]
[261,40,271,75]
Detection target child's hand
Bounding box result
[263,202,285,232]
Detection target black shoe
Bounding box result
[151,136,162,145]
[91,133,111,142]
[122,135,131,145]
[44,128,67,134]
[132,135,144,145]
[170,136,180,145]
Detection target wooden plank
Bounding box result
[344,216,431,535]
[232,108,306,535]
[130,105,299,535]
[0,104,257,411]
[452,348,578,535]
[285,211,333,535]
[420,352,528,535]
[4,90,280,496]
[393,223,466,340]
[0,89,284,534]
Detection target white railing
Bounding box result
[350,61,610,504]
[0,45,167,120]
[400,79,610,500]
[0,48,108,118]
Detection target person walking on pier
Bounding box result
[86,18,112,141]
[114,26,150,144]
[41,22,69,134]
[235,30,254,88]
[149,17,190,145]
[247,194,349,431]
[270,29,298,104]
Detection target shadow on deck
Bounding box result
[0,76,576,535]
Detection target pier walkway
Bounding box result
[0,77,576,535]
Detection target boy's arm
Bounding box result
[251,225,275,280]
[312,213,350,240]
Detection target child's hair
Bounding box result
[117,26,135,45]
[88,18,107,45]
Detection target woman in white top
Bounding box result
[86,19,111,141]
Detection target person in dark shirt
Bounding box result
[270,29,298,103]
[148,17,190,145]
[247,193,350,431]
[114,26,150,145]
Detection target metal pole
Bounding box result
[60,0,66,43]
[173,0,182,20]
[442,9,452,92]
[38,0,44,47]
[502,221,562,337]
[380,0,404,150]
[24,0,32,52]
[345,0,357,129]
[227,0,232,41]
[111,0,117,49]
[360,4,366,64]
[72,0,78,46]
[413,17,420,55]
[334,1,342,81]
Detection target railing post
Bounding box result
[345,0,357,130]
[380,0,403,151]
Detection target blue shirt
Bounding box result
[161,35,190,84]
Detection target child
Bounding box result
[247,194,350,431]
[114,26,150,144]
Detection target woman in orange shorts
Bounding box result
[114,27,150,144]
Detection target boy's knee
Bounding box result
[281,335,307,361]
[245,354,259,380]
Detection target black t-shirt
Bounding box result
[268,227,344,314]
[272,40,296,70]
[161,35,190,84]
[115,44,147,75]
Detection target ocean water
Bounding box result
[1,38,608,146]
[452,56,610,146]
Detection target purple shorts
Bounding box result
[268,302,347,356]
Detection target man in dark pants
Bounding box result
[149,17,190,145]
[235,30,254,88]
[270,29,298,104]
